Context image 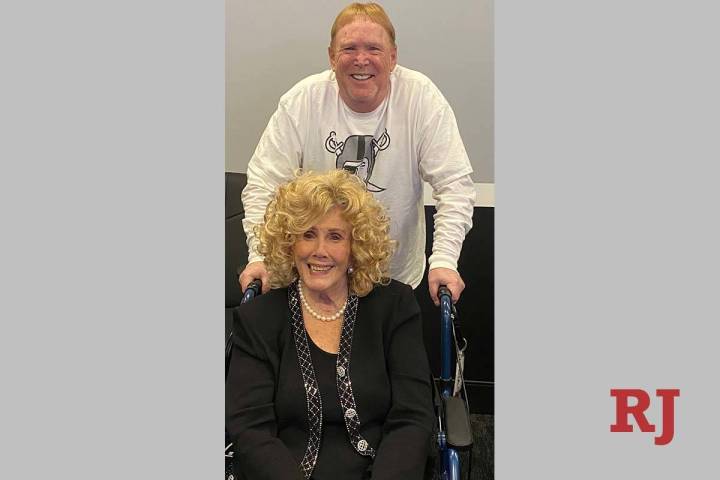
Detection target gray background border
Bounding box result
[3,0,720,478]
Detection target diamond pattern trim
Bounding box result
[288,283,322,479]
[336,294,376,458]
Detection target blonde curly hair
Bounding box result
[255,170,393,297]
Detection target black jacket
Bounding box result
[226,280,434,479]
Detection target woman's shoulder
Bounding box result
[364,279,415,300]
[233,287,290,334]
[360,280,419,319]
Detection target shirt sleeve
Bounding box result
[225,309,304,480]
[371,285,435,479]
[241,102,303,264]
[428,173,475,271]
[417,86,476,272]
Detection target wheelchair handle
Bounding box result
[436,284,465,479]
[242,279,262,303]
[438,285,452,301]
[438,285,454,383]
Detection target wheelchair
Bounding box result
[225,280,262,480]
[226,281,473,480]
[426,286,473,480]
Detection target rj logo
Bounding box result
[610,388,680,445]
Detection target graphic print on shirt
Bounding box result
[324,129,390,192]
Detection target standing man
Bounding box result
[240,2,475,306]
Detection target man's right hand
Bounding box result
[239,261,271,294]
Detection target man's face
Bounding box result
[329,18,397,113]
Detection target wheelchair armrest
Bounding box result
[443,395,473,449]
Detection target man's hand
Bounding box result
[239,261,271,294]
[428,267,465,306]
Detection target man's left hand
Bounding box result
[428,267,465,306]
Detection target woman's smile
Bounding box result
[293,206,352,303]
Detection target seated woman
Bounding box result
[226,170,434,480]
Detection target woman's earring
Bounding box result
[347,265,354,275]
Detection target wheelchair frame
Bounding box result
[225,280,262,480]
[435,285,472,480]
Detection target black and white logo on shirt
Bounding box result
[324,129,391,192]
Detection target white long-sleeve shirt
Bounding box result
[242,65,475,288]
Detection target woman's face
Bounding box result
[293,206,352,299]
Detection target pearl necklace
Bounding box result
[298,279,347,322]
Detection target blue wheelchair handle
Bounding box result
[242,279,262,303]
[438,285,454,388]
[438,285,452,300]
[437,284,461,479]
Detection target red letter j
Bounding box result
[654,389,680,445]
